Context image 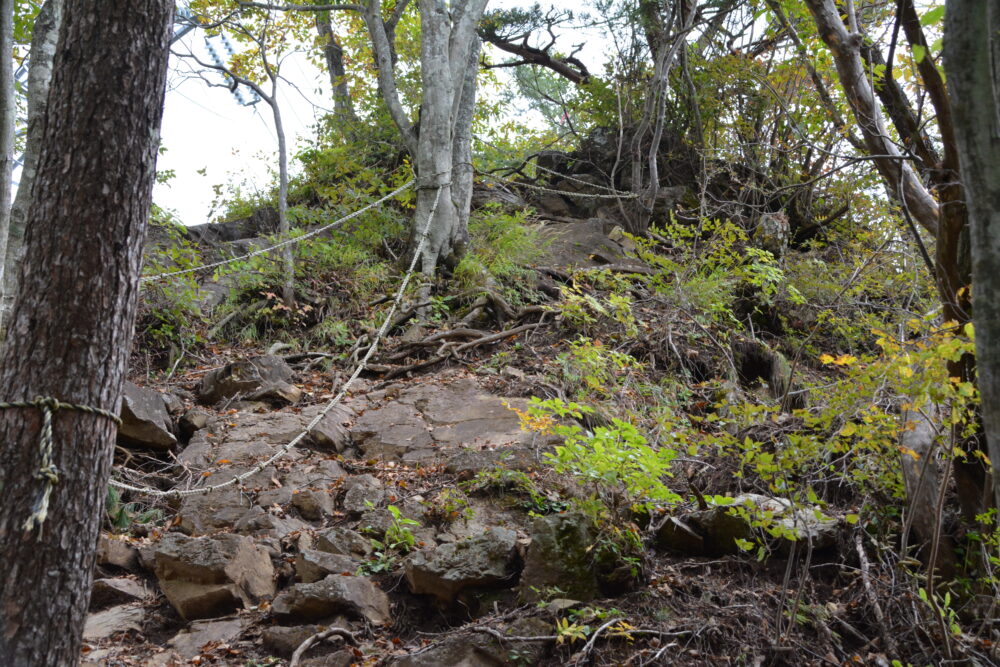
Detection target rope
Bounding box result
[0,397,122,531]
[141,180,415,283]
[111,184,446,498]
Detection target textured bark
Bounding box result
[0,0,62,334]
[945,0,1000,510]
[0,2,172,665]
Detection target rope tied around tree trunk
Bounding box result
[0,396,122,531]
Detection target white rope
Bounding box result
[141,180,415,283]
[111,184,446,498]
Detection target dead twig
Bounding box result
[289,626,358,666]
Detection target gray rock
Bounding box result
[315,527,373,559]
[89,578,147,610]
[176,487,252,536]
[179,408,210,439]
[350,402,435,462]
[306,404,354,453]
[153,533,275,620]
[405,528,520,605]
[272,574,390,625]
[342,474,384,515]
[519,512,600,603]
[82,604,144,641]
[198,355,297,405]
[293,489,336,521]
[297,550,359,583]
[166,616,245,659]
[234,506,308,539]
[686,493,839,555]
[118,381,177,451]
[97,534,140,571]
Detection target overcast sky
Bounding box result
[153,1,603,227]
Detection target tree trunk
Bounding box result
[944,0,1000,510]
[315,11,357,125]
[269,75,295,307]
[0,0,14,302]
[0,0,62,336]
[803,0,939,235]
[0,2,172,664]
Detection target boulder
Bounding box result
[198,355,298,405]
[293,489,336,521]
[97,534,140,571]
[176,487,253,536]
[153,533,275,620]
[166,616,246,659]
[179,408,210,439]
[405,528,520,605]
[118,381,177,451]
[315,527,373,559]
[272,575,390,625]
[297,550,359,583]
[686,494,839,556]
[305,404,354,453]
[519,512,600,603]
[341,474,385,515]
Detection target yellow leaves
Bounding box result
[839,423,857,437]
[898,446,921,461]
[898,366,914,379]
[819,353,857,366]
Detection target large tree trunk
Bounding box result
[945,0,1000,510]
[0,0,62,335]
[0,2,172,664]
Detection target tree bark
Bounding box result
[945,0,1000,510]
[0,0,62,336]
[0,0,15,312]
[0,2,172,664]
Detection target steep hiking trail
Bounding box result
[88,169,898,667]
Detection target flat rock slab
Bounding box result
[90,577,148,610]
[350,378,546,463]
[166,616,246,659]
[83,603,145,641]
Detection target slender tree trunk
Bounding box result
[0,0,62,336]
[945,0,1000,510]
[269,75,294,307]
[315,11,357,125]
[0,0,17,335]
[0,3,172,664]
